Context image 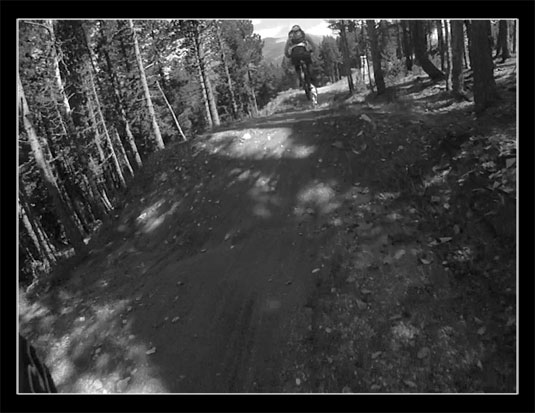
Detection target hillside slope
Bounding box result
[20,61,516,394]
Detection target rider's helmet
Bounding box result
[291,25,301,32]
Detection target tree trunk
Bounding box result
[192,26,214,128]
[60,180,92,235]
[128,19,165,150]
[155,80,187,141]
[18,73,85,254]
[340,21,354,94]
[470,20,498,112]
[88,70,126,189]
[365,44,374,92]
[437,20,445,72]
[86,98,106,164]
[425,21,431,51]
[400,20,413,71]
[113,128,134,178]
[511,20,516,53]
[205,74,220,125]
[409,20,445,81]
[46,20,72,117]
[19,193,55,264]
[366,20,386,95]
[85,93,115,193]
[83,25,127,188]
[462,24,469,69]
[396,21,403,59]
[198,61,213,128]
[444,20,451,90]
[247,69,258,117]
[54,21,110,219]
[495,20,511,62]
[464,21,474,70]
[99,22,142,169]
[194,28,221,126]
[216,22,239,119]
[450,20,467,99]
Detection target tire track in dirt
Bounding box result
[23,106,352,393]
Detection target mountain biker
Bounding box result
[284,25,317,89]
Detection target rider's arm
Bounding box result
[284,38,292,58]
[304,34,317,53]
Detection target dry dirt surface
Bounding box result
[20,65,516,393]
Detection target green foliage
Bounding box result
[319,36,342,84]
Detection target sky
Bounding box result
[252,19,335,39]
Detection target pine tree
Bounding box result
[470,20,499,112]
[366,20,386,94]
[129,20,165,149]
[18,72,86,254]
[495,20,511,62]
[450,20,468,100]
[409,20,445,81]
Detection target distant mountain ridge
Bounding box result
[261,34,326,66]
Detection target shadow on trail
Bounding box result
[21,106,376,392]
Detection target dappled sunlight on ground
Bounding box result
[248,172,282,219]
[294,179,340,216]
[21,292,170,393]
[206,126,317,161]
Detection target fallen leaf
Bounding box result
[420,258,432,265]
[171,317,180,323]
[360,114,372,123]
[371,351,382,359]
[394,249,406,259]
[331,141,344,149]
[146,347,156,355]
[325,327,332,334]
[453,225,461,234]
[312,268,320,274]
[506,158,516,168]
[356,298,367,310]
[477,327,486,335]
[296,378,301,386]
[439,237,452,243]
[361,289,372,295]
[404,380,417,388]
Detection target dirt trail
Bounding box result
[20,67,516,393]
[21,105,363,393]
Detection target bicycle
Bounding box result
[297,59,318,106]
